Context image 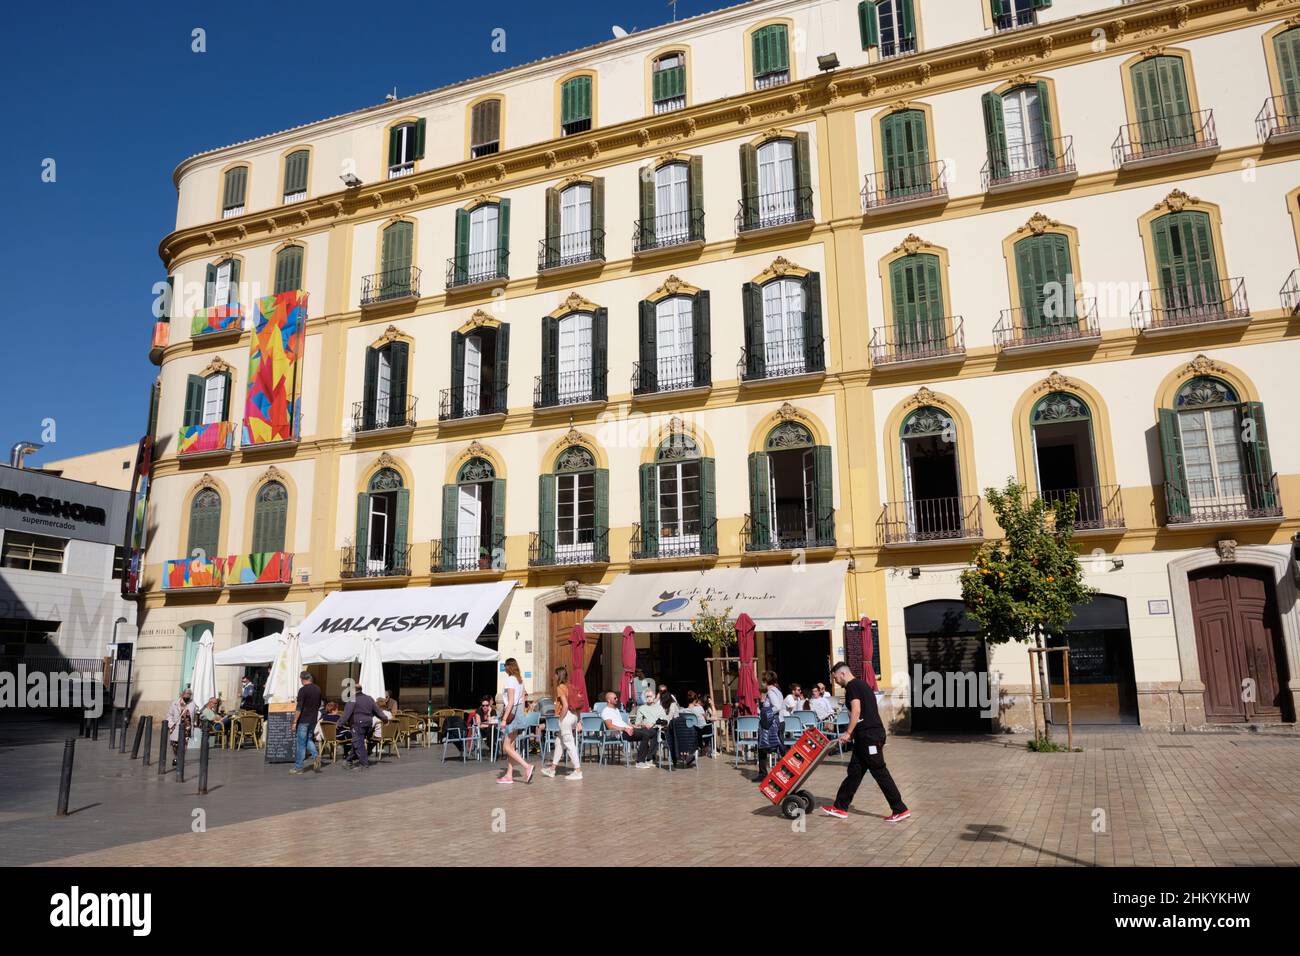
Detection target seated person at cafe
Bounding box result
[321,701,352,756]
[601,691,659,768]
[684,690,714,757]
[810,685,837,722]
[200,696,233,734]
[784,684,806,714]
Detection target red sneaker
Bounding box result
[819,805,848,819]
[885,810,912,823]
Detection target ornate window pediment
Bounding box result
[656,434,699,462]
[1032,392,1090,424]
[458,457,496,482]
[901,406,954,438]
[368,467,404,492]
[1175,376,1237,409]
[555,446,596,472]
[765,421,813,450]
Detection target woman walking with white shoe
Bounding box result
[497,658,534,785]
[541,665,582,781]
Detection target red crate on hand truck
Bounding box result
[758,725,834,819]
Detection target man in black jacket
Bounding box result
[819,661,910,822]
[341,684,387,770]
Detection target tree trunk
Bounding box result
[1034,624,1052,740]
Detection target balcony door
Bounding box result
[1152,211,1222,321]
[202,374,226,425]
[357,468,407,576]
[880,109,930,198]
[367,493,393,573]
[1177,396,1246,514]
[1031,392,1100,527]
[757,139,795,223]
[1014,233,1076,336]
[762,278,806,376]
[901,407,962,539]
[556,470,596,562]
[658,448,701,554]
[655,163,689,243]
[468,204,499,283]
[889,253,944,351]
[1002,85,1045,174]
[557,312,593,403]
[656,296,694,389]
[1131,56,1195,149]
[560,183,591,260]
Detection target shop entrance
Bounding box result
[1045,594,1138,724]
[904,600,991,732]
[761,630,832,700]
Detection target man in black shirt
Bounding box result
[819,661,910,822]
[291,671,323,774]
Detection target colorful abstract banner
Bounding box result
[242,291,307,446]
[176,421,234,456]
[163,552,293,590]
[191,303,244,337]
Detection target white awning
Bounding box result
[214,632,285,666]
[296,581,515,663]
[583,561,849,633]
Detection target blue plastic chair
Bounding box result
[832,710,850,754]
[733,716,760,766]
[794,710,820,729]
[441,722,474,763]
[579,714,604,761]
[542,715,562,763]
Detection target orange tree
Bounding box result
[959,479,1096,738]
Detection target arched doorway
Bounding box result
[1189,566,1292,723]
[548,599,600,700]
[904,600,990,732]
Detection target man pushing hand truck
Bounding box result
[819,661,910,823]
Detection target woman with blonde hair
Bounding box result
[497,658,534,784]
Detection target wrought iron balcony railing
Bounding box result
[869,318,965,367]
[432,534,507,573]
[361,266,421,306]
[993,299,1100,351]
[862,160,947,212]
[993,6,1036,31]
[754,71,790,90]
[1026,485,1126,532]
[340,545,412,579]
[1281,269,1300,314]
[439,382,508,421]
[736,186,814,234]
[447,250,509,290]
[982,136,1077,190]
[1256,95,1300,142]
[352,394,418,434]
[538,229,606,272]
[876,34,918,61]
[738,334,825,381]
[633,208,705,253]
[1165,473,1283,526]
[631,352,711,395]
[534,367,606,409]
[631,520,719,560]
[1130,277,1248,333]
[741,507,835,552]
[529,528,610,567]
[1112,109,1218,167]
[877,496,983,545]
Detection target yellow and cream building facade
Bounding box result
[136,0,1300,731]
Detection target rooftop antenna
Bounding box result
[384,87,397,103]
[667,0,678,22]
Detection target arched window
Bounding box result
[637,435,716,558]
[222,166,247,217]
[470,99,501,158]
[441,458,504,571]
[637,294,709,393]
[282,150,309,203]
[992,0,1038,33]
[859,1,917,60]
[742,275,821,380]
[539,307,607,407]
[273,245,303,295]
[982,81,1057,183]
[880,109,932,198]
[183,369,232,428]
[635,158,702,251]
[387,120,425,178]
[751,24,790,89]
[1030,392,1105,527]
[352,468,410,577]
[652,52,686,113]
[204,257,240,308]
[187,489,222,561]
[251,482,288,554]
[1272,28,1300,127]
[379,220,415,298]
[560,75,593,136]
[535,446,608,565]
[898,406,964,539]
[1130,55,1194,150]
[739,134,812,231]
[452,201,510,287]
[888,253,944,352]
[746,421,833,551]
[361,338,411,431]
[1151,210,1221,320]
[1012,233,1076,333]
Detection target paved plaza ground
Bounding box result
[2,722,1298,867]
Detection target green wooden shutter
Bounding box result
[802,271,824,372]
[653,59,685,104]
[1015,235,1074,332]
[274,245,303,294]
[493,323,510,410]
[1133,57,1192,147]
[794,132,813,219]
[449,331,466,418]
[899,0,916,39]
[881,110,930,196]
[1157,408,1189,520]
[990,0,1009,18]
[204,263,217,308]
[183,375,204,428]
[1275,29,1300,121]
[753,25,788,78]
[414,119,426,160]
[544,186,560,255]
[362,348,379,430]
[223,167,246,209]
[382,221,413,286]
[590,177,605,247]
[1155,212,1220,310]
[859,2,879,50]
[537,473,557,563]
[393,488,411,569]
[692,291,711,387]
[921,254,944,343]
[592,306,609,401]
[218,371,232,422]
[638,164,656,247]
[981,92,1009,182]
[562,77,592,125]
[688,155,704,240]
[491,479,506,558]
[387,127,401,168]
[1242,402,1276,509]
[739,143,758,229]
[226,259,240,305]
[813,445,834,544]
[283,151,309,197]
[496,198,511,278]
[354,494,369,574]
[252,488,287,554]
[1157,56,1193,144]
[187,495,220,561]
[454,208,470,283]
[541,315,559,406]
[890,258,913,348]
[639,463,659,557]
[1033,0,1052,7]
[388,340,409,424]
[699,457,717,553]
[638,300,657,393]
[1035,81,1057,168]
[753,27,768,77]
[747,452,771,550]
[742,282,765,379]
[593,469,609,561]
[441,484,459,571]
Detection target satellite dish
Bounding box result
[612,25,628,38]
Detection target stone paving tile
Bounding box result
[3,728,1298,867]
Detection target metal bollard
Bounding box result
[130,715,146,759]
[56,739,75,816]
[119,710,129,754]
[175,728,187,784]
[91,715,99,741]
[141,716,152,766]
[157,722,168,775]
[198,722,210,795]
[108,712,118,749]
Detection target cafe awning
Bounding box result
[583,561,849,633]
[296,581,515,663]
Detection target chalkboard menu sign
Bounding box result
[264,710,295,763]
[842,620,881,680]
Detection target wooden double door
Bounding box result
[549,600,601,699]
[1190,566,1293,723]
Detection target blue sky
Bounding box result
[0,0,714,465]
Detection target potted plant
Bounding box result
[478,546,493,570]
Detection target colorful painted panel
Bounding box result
[191,304,244,337]
[176,421,234,456]
[163,552,293,589]
[242,291,308,446]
